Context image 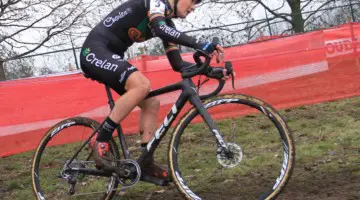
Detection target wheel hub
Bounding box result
[217,143,243,168]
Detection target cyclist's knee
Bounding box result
[125,71,151,95]
[139,97,160,111]
[149,98,160,111]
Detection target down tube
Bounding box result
[143,92,189,157]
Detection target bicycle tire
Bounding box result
[168,94,295,200]
[32,117,120,200]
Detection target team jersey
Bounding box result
[85,0,202,71]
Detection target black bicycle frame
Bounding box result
[66,77,228,175]
[130,78,228,163]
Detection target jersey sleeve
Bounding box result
[147,0,202,49]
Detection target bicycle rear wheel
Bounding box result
[31,117,120,200]
[169,94,295,200]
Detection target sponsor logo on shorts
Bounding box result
[127,66,136,71]
[112,54,122,60]
[119,71,127,83]
[103,8,132,28]
[85,53,119,72]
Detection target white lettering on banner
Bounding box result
[86,53,119,72]
[325,37,360,58]
[103,8,132,27]
[159,24,180,38]
[150,0,165,15]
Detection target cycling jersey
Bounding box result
[80,0,202,94]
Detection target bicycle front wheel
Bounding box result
[169,94,295,200]
[31,117,120,200]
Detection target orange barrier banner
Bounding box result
[1,23,360,157]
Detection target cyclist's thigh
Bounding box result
[80,45,138,95]
[124,71,151,91]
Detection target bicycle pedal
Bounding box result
[140,174,171,186]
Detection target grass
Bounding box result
[0,96,359,200]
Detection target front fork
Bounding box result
[189,93,229,153]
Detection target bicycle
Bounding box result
[31,50,295,200]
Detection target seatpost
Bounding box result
[105,85,115,109]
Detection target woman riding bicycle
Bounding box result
[80,0,226,181]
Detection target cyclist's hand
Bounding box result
[222,68,230,80]
[222,66,236,80]
[213,45,224,63]
[200,42,224,63]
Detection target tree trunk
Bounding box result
[288,0,305,33]
[0,60,5,81]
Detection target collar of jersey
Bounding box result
[165,1,175,18]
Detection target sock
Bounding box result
[96,117,118,142]
[141,143,148,151]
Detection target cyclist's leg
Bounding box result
[108,71,151,123]
[80,45,151,169]
[138,97,160,144]
[80,45,150,125]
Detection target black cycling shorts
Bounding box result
[80,43,138,95]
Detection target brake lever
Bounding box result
[225,61,235,90]
[230,72,235,90]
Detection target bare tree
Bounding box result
[177,0,341,46]
[0,0,102,80]
[213,0,338,33]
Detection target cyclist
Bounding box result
[80,0,225,181]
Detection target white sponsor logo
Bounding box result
[103,8,132,27]
[204,99,238,108]
[127,66,136,71]
[38,192,45,200]
[175,171,201,200]
[159,24,180,38]
[147,104,177,151]
[273,147,289,190]
[119,71,127,83]
[112,54,122,60]
[213,129,226,147]
[50,121,76,138]
[86,53,119,72]
[150,0,165,15]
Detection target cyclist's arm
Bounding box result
[148,0,202,49]
[163,41,193,72]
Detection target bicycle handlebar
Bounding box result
[198,62,233,100]
[199,79,226,100]
[181,36,234,100]
[181,50,212,79]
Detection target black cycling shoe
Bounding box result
[140,155,171,186]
